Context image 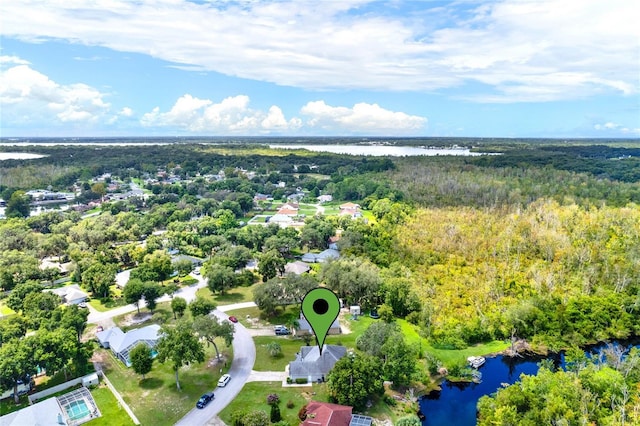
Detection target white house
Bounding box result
[45,284,88,306]
[97,324,161,367]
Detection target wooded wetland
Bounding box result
[1,137,639,425]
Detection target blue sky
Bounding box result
[1,0,638,138]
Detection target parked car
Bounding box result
[194,267,201,275]
[274,325,290,335]
[228,316,238,323]
[196,392,215,408]
[78,302,88,308]
[218,374,231,387]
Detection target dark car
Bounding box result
[228,316,238,323]
[196,392,215,409]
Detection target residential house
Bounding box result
[96,324,161,367]
[45,284,88,306]
[300,401,372,426]
[171,254,204,267]
[284,261,311,275]
[300,248,340,263]
[328,235,340,250]
[339,202,362,218]
[317,194,333,203]
[288,345,347,383]
[277,203,300,216]
[295,313,341,337]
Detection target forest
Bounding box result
[1,138,639,423]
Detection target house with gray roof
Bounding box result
[45,284,88,305]
[284,261,311,275]
[302,249,341,263]
[289,345,347,382]
[295,313,341,337]
[96,324,161,367]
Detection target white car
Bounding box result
[194,267,201,275]
[218,374,231,387]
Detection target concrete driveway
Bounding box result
[174,309,256,426]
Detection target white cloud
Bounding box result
[141,95,424,135]
[1,0,637,102]
[0,60,112,125]
[594,122,640,135]
[119,107,133,117]
[141,95,301,134]
[0,55,30,65]
[301,101,426,134]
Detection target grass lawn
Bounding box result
[218,381,329,425]
[100,337,232,426]
[225,305,301,329]
[196,283,258,307]
[253,336,306,371]
[90,384,136,426]
[0,394,29,416]
[0,302,16,316]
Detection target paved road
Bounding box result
[87,272,209,324]
[174,309,256,426]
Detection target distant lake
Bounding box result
[0,152,47,160]
[270,144,486,156]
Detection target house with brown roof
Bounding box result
[300,401,373,426]
[339,202,362,218]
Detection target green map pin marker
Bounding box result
[301,288,340,355]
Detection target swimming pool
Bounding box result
[64,399,90,421]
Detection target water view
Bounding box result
[0,152,47,160]
[270,144,486,157]
[421,341,640,426]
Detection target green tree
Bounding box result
[396,415,422,426]
[23,292,60,328]
[192,315,235,361]
[173,258,193,276]
[320,256,381,308]
[258,249,286,281]
[205,264,237,295]
[381,333,417,387]
[266,342,282,358]
[156,320,205,391]
[189,296,216,317]
[58,304,89,342]
[0,337,37,404]
[82,262,117,298]
[123,278,145,314]
[5,190,30,218]
[327,353,384,411]
[356,321,399,358]
[0,316,27,346]
[143,250,174,282]
[142,282,162,312]
[171,297,187,319]
[130,343,154,380]
[6,280,42,312]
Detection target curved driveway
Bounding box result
[174,308,256,426]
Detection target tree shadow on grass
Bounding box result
[139,377,163,389]
[214,292,245,304]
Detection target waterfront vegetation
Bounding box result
[2,138,640,424]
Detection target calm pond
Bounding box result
[420,342,639,425]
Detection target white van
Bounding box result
[218,373,231,387]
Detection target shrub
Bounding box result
[266,393,280,406]
[286,400,295,409]
[295,378,308,384]
[270,404,281,423]
[298,404,308,421]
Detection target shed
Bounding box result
[82,373,99,387]
[349,306,361,316]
